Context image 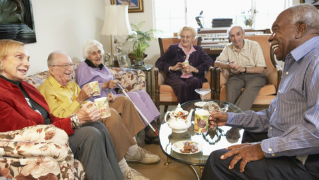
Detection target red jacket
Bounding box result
[0,77,74,135]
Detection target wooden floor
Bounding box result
[132,128,202,180]
[131,105,202,180]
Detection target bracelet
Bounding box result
[70,114,82,129]
[244,67,247,73]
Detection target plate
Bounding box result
[194,101,207,107]
[172,141,203,154]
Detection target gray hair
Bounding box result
[227,25,244,36]
[83,40,105,59]
[47,51,68,67]
[289,4,319,33]
[178,26,197,38]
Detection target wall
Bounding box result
[26,0,302,76]
[26,0,105,75]
[25,0,159,76]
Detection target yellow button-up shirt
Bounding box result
[38,76,81,118]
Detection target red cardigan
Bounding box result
[0,77,74,135]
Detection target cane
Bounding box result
[116,83,159,136]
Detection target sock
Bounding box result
[127,144,139,156]
[118,158,130,174]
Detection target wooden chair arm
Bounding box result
[211,67,221,100]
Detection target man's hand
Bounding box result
[75,84,92,104]
[107,93,116,102]
[103,80,118,90]
[230,61,245,73]
[76,102,101,123]
[221,143,265,172]
[208,112,228,130]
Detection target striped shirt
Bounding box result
[227,36,319,158]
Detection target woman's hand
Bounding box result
[102,80,118,90]
[183,65,198,73]
[75,84,92,104]
[107,93,116,102]
[76,102,101,123]
[170,62,183,71]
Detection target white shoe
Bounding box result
[124,167,150,180]
[125,147,161,164]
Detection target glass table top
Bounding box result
[159,100,244,166]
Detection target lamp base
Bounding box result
[113,60,119,67]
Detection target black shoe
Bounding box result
[144,137,160,145]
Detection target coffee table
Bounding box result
[159,100,243,179]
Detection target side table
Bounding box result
[131,64,154,99]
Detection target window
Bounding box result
[154,0,292,37]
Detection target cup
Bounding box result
[94,97,111,118]
[194,109,210,133]
[89,81,101,96]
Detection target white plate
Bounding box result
[172,141,203,154]
[194,101,207,107]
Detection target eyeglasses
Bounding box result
[51,64,75,69]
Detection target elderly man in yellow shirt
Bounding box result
[38,51,160,180]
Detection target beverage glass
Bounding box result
[89,81,101,96]
[194,109,210,133]
[94,97,111,118]
[195,88,211,107]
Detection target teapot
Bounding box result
[164,104,194,133]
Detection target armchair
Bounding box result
[0,125,84,179]
[154,37,213,113]
[211,34,282,109]
[0,66,146,179]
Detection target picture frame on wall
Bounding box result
[0,0,36,43]
[300,0,319,9]
[110,0,144,13]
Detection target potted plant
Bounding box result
[125,21,159,66]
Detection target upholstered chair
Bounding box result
[154,37,214,113]
[211,34,282,109]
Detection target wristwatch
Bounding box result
[243,67,247,74]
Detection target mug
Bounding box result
[194,109,210,133]
[89,81,101,96]
[94,97,111,118]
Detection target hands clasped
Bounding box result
[76,102,101,123]
[230,61,245,73]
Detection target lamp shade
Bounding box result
[101,5,133,36]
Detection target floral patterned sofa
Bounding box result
[0,67,146,179]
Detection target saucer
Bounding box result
[194,101,207,108]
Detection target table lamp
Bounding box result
[101,5,133,66]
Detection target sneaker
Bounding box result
[125,147,161,164]
[124,167,150,180]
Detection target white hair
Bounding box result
[289,4,319,33]
[227,25,244,36]
[178,26,197,38]
[47,51,68,66]
[83,40,105,59]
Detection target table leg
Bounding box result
[199,166,204,178]
[150,69,153,99]
[164,157,171,166]
[144,70,149,95]
[190,165,200,180]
